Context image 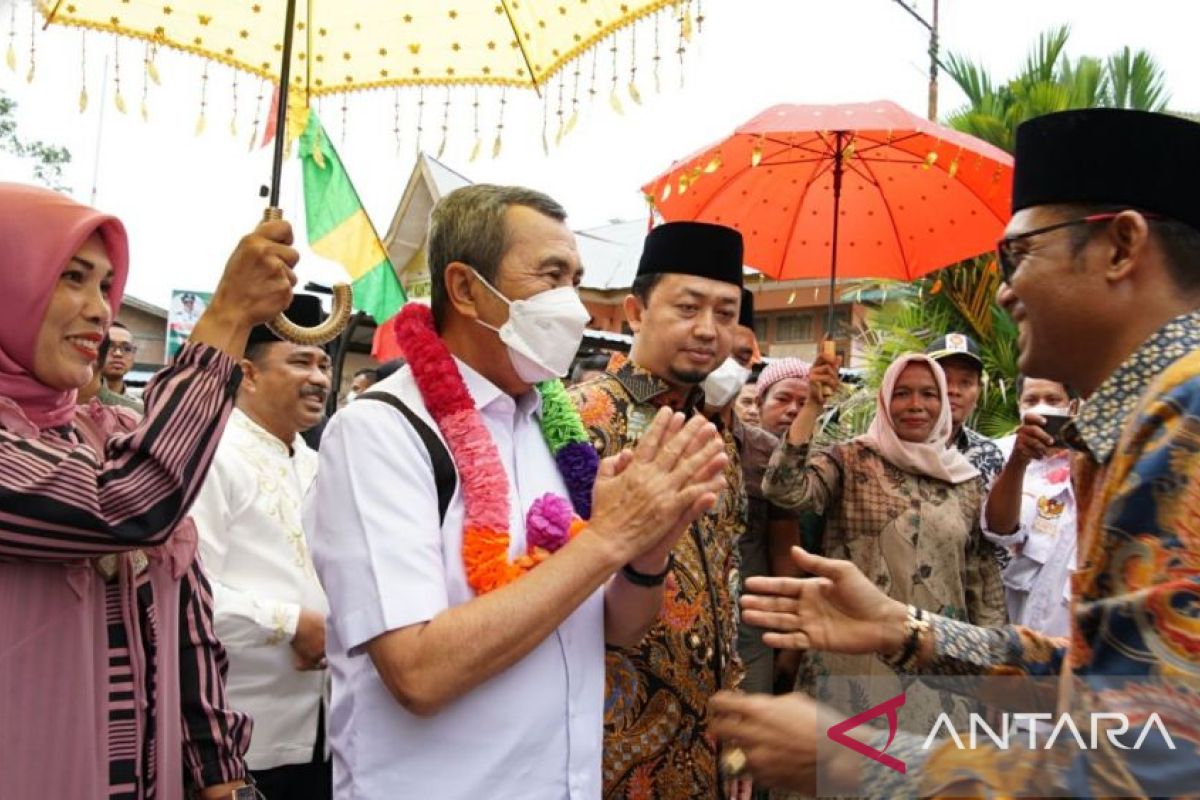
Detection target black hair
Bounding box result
[243,340,274,365]
[1015,373,1079,401]
[630,273,666,306]
[353,367,380,381]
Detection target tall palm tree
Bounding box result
[837,27,1171,438]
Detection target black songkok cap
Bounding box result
[246,294,327,349]
[1013,109,1200,231]
[637,221,744,287]
[738,288,755,329]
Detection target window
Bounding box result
[753,317,769,343]
[830,309,854,338]
[774,313,814,343]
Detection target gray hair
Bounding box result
[427,184,567,328]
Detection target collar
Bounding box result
[231,408,306,458]
[1066,308,1200,463]
[456,356,542,420]
[953,425,985,452]
[605,352,705,413]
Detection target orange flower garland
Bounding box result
[396,303,599,595]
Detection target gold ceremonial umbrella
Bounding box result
[36,0,700,341]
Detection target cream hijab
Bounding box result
[856,353,979,485]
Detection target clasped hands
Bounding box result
[588,406,729,571]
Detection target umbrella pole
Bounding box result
[260,0,353,347]
[267,0,299,208]
[825,130,845,348]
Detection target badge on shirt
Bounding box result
[1033,495,1065,536]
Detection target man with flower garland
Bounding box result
[304,185,731,800]
[569,221,750,800]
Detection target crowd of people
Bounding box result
[1,105,1198,800]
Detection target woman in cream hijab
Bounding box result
[762,351,1005,739]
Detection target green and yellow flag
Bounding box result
[299,111,406,322]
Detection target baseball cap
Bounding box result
[924,333,983,370]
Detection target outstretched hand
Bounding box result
[740,547,907,655]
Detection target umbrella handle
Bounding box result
[261,206,353,346]
[820,338,838,403]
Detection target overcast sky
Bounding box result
[2,0,1197,308]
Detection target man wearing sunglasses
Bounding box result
[705,108,1200,798]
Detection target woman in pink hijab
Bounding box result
[0,183,297,800]
[761,352,1005,735]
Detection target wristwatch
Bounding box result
[621,554,675,587]
[227,785,258,800]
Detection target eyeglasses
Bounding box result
[109,343,138,355]
[995,211,1160,284]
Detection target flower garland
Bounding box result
[396,303,600,594]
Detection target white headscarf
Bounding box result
[856,353,979,485]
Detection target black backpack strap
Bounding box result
[358,391,457,525]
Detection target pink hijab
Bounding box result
[856,353,979,485]
[0,183,129,429]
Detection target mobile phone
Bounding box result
[1038,412,1073,447]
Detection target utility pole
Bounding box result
[890,0,941,121]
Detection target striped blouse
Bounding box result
[0,343,239,560]
[0,342,251,798]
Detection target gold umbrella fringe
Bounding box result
[32,0,692,97]
[17,0,697,161]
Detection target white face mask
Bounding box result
[1026,401,1070,418]
[702,357,753,408]
[473,271,591,383]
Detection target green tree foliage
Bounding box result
[837,26,1170,438]
[0,89,71,190]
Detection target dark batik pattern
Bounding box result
[570,355,747,800]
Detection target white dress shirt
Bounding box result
[304,361,605,800]
[982,435,1077,637]
[192,408,328,771]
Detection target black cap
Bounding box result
[637,221,744,288]
[925,333,983,371]
[1013,109,1200,231]
[246,294,327,349]
[738,288,755,330]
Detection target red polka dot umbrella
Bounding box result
[642,100,1014,334]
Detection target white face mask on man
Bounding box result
[702,357,753,408]
[472,270,592,384]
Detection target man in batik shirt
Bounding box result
[707,108,1200,799]
[571,221,748,800]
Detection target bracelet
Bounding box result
[621,554,674,587]
[879,605,928,672]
